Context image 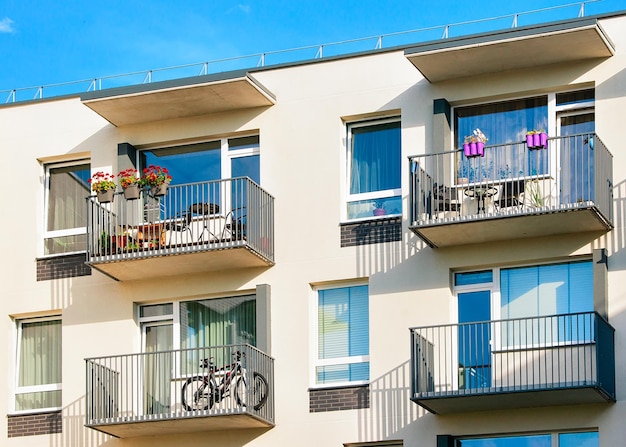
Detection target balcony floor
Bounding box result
[410,205,611,248]
[88,412,274,438]
[89,245,273,281]
[414,384,613,414]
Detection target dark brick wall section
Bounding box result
[37,253,91,281]
[309,385,370,412]
[8,411,62,437]
[340,217,402,247]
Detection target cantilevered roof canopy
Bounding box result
[81,70,275,126]
[405,18,615,83]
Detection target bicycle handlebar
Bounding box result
[199,351,245,368]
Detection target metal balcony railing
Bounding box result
[409,133,613,228]
[86,177,274,264]
[85,344,274,428]
[410,312,615,411]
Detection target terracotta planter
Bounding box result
[123,184,141,200]
[97,189,115,203]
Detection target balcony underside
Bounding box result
[89,245,273,281]
[88,412,273,438]
[405,19,614,82]
[81,72,275,126]
[410,205,611,248]
[413,384,612,414]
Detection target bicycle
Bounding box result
[181,350,268,411]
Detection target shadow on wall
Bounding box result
[357,360,429,441]
[608,178,626,270]
[51,396,114,447]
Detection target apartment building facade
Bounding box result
[1,9,625,447]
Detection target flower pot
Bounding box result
[151,182,169,197]
[532,133,541,148]
[373,208,386,216]
[97,189,115,203]
[123,184,141,200]
[469,142,477,156]
[463,143,471,157]
[526,134,535,147]
[476,142,485,156]
[539,132,548,148]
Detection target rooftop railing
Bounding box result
[85,344,274,428]
[409,132,613,228]
[2,1,601,103]
[410,312,615,410]
[87,177,274,264]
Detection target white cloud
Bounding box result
[0,17,15,33]
[237,4,251,14]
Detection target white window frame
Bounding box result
[453,259,594,353]
[451,89,595,190]
[43,159,91,257]
[456,430,598,446]
[344,117,401,222]
[13,316,62,414]
[310,281,370,389]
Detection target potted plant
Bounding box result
[89,171,117,203]
[526,129,548,149]
[463,128,488,157]
[140,165,172,197]
[373,199,386,216]
[118,168,141,200]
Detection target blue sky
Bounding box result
[1,0,625,99]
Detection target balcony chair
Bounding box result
[494,179,525,211]
[430,183,461,218]
[162,202,221,246]
[221,206,247,241]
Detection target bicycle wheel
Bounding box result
[181,376,214,411]
[235,372,269,411]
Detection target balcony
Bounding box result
[81,72,275,126]
[410,312,615,414]
[85,344,274,438]
[409,133,613,248]
[405,18,614,82]
[87,177,274,281]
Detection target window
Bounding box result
[15,317,62,412]
[346,119,401,220]
[454,89,594,187]
[500,262,593,319]
[139,295,258,361]
[455,260,594,348]
[140,135,260,186]
[44,161,90,255]
[314,284,369,386]
[457,431,598,447]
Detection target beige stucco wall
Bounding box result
[0,13,625,447]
